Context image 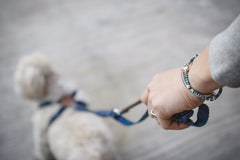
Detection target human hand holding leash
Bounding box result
[141,68,205,130]
[141,46,224,130]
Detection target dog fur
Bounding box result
[14,54,117,160]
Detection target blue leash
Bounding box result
[172,103,209,127]
[39,92,209,127]
[74,101,149,126]
[73,101,209,127]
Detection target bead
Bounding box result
[182,66,189,72]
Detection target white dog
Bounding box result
[14,54,117,160]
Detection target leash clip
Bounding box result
[113,108,121,116]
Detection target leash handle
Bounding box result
[120,99,209,127]
[172,103,209,127]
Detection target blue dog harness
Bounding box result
[39,91,209,127]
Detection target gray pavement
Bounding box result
[0,0,240,160]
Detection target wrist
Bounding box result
[188,46,224,94]
[181,46,223,101]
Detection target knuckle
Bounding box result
[151,100,160,110]
[146,86,151,92]
[151,99,163,113]
[148,95,154,104]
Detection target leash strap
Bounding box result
[74,101,209,127]
[171,103,209,127]
[40,91,209,127]
[75,101,149,126]
[49,107,67,125]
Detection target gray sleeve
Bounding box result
[209,15,240,88]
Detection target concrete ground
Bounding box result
[0,0,240,160]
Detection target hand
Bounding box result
[141,68,204,130]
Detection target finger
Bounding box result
[148,108,155,119]
[147,95,155,118]
[140,89,149,105]
[157,118,190,130]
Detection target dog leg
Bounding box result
[33,111,55,160]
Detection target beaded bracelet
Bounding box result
[181,54,222,101]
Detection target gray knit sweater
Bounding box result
[209,15,240,88]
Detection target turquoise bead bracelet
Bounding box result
[181,54,223,101]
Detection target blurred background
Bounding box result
[0,0,240,160]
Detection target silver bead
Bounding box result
[182,66,189,72]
